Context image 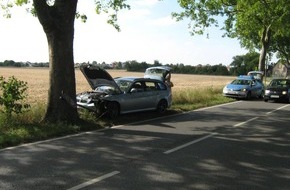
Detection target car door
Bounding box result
[143,81,159,109]
[119,81,151,113]
[251,80,262,97]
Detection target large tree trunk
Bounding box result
[34,0,79,124]
[259,25,271,73]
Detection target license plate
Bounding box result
[270,95,279,98]
[228,91,238,94]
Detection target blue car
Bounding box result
[223,75,264,99]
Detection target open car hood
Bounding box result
[80,65,121,92]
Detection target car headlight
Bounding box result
[242,88,247,92]
[282,91,287,95]
[265,90,270,94]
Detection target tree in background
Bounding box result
[229,52,260,76]
[173,0,290,73]
[0,0,130,124]
[271,32,290,65]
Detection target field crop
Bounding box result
[0,67,235,106]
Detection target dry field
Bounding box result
[0,67,235,105]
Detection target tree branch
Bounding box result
[33,0,50,27]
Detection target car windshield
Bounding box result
[115,79,133,92]
[231,79,251,85]
[269,79,290,87]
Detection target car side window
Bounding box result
[157,82,167,90]
[145,81,157,91]
[130,82,144,93]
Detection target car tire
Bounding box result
[264,99,268,102]
[106,102,119,119]
[259,90,264,99]
[156,100,167,114]
[246,91,251,100]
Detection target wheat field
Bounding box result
[0,67,235,105]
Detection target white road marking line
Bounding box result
[165,104,289,155]
[67,171,120,190]
[266,104,289,115]
[195,101,241,111]
[233,117,259,127]
[164,133,218,154]
[234,104,289,127]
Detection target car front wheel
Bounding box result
[106,102,119,119]
[259,90,264,99]
[246,91,251,100]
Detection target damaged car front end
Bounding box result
[76,65,123,118]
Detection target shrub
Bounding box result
[0,76,30,119]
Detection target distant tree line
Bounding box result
[1,52,265,76]
[0,60,49,67]
[122,60,231,75]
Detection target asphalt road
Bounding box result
[0,100,289,190]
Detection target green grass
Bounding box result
[0,87,234,149]
[172,87,234,111]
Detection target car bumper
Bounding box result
[76,102,96,111]
[264,94,289,102]
[223,91,247,99]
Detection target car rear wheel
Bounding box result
[106,102,119,119]
[156,100,167,114]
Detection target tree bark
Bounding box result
[34,0,79,124]
[259,25,271,73]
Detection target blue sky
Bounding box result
[0,0,248,66]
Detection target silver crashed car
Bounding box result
[76,65,172,118]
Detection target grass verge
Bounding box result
[172,87,234,111]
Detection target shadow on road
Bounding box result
[1,101,289,190]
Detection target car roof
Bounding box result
[237,75,256,80]
[247,71,264,75]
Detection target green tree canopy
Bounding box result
[173,0,290,72]
[229,52,260,76]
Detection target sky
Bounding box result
[0,0,248,66]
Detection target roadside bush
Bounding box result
[0,76,30,120]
